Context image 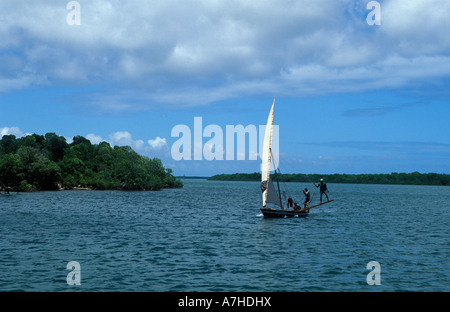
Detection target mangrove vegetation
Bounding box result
[0,133,182,192]
[208,172,449,186]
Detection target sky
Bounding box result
[1,0,450,176]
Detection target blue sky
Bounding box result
[1,0,450,176]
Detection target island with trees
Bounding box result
[208,172,449,186]
[0,133,183,192]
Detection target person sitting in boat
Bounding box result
[293,203,300,210]
[303,188,311,209]
[314,178,329,203]
[287,197,294,208]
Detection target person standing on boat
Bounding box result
[302,188,311,209]
[314,178,329,203]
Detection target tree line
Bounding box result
[0,133,183,192]
[208,172,449,186]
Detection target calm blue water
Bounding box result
[0,179,449,292]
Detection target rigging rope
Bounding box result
[269,149,320,207]
[270,149,299,205]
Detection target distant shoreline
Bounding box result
[207,172,449,186]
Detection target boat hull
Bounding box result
[260,208,309,218]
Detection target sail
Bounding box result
[261,97,282,208]
[261,179,282,207]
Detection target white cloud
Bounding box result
[1,0,450,106]
[147,136,168,150]
[86,133,104,145]
[382,0,450,54]
[0,127,24,138]
[65,136,74,144]
[84,131,169,155]
[108,131,145,151]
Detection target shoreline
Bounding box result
[1,184,182,193]
[208,172,450,187]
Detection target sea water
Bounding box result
[0,179,449,292]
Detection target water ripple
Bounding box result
[1,182,449,291]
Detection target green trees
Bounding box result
[0,153,21,189]
[208,172,449,186]
[0,144,61,191]
[0,133,182,192]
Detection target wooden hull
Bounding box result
[260,208,309,218]
[260,200,334,218]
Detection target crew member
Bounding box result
[303,188,311,209]
[314,178,329,203]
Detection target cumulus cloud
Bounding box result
[0,127,24,138]
[147,137,168,150]
[84,131,169,155]
[86,133,104,145]
[1,0,449,108]
[108,131,145,151]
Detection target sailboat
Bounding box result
[259,97,333,218]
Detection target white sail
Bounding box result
[261,97,282,208]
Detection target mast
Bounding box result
[270,148,283,210]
